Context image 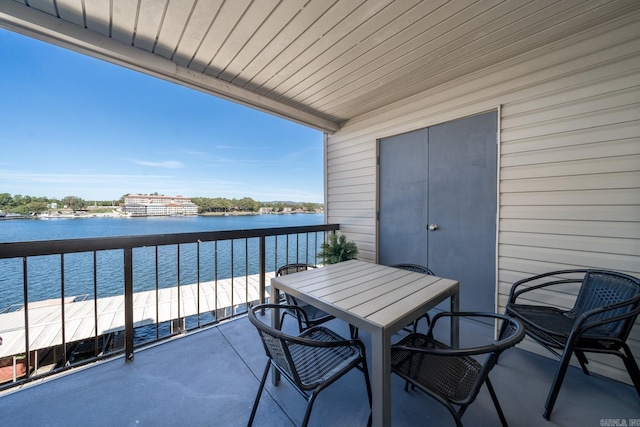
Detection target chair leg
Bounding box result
[444,404,464,427]
[280,311,286,330]
[301,392,320,427]
[495,318,512,365]
[485,378,509,427]
[361,358,373,427]
[620,343,640,397]
[575,350,590,375]
[543,348,574,420]
[247,361,270,427]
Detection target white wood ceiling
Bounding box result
[1,0,639,132]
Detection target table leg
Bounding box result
[370,328,392,427]
[271,286,281,386]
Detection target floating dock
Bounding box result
[0,271,276,359]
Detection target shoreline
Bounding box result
[2,211,323,220]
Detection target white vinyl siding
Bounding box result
[326,13,640,384]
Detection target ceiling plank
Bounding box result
[84,0,110,36]
[22,0,56,16]
[134,0,168,51]
[56,0,85,27]
[171,0,222,68]
[111,0,138,45]
[154,0,196,59]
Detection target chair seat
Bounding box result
[286,301,334,325]
[507,303,626,350]
[290,327,361,389]
[391,333,482,403]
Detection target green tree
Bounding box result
[62,196,86,211]
[12,194,24,207]
[0,193,12,207]
[237,197,259,212]
[27,201,48,213]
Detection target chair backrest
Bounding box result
[276,263,316,276]
[248,304,305,386]
[569,270,640,337]
[248,303,358,391]
[390,263,434,275]
[276,264,316,306]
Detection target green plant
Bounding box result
[318,232,358,264]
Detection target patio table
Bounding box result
[270,259,459,427]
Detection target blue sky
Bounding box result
[0,29,324,203]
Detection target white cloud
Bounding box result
[128,159,184,168]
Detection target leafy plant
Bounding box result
[318,232,358,264]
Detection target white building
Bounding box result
[122,195,199,216]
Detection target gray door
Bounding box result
[378,111,497,313]
[378,129,428,265]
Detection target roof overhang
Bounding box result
[0,1,339,133]
[2,1,639,134]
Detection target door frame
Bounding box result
[375,106,502,319]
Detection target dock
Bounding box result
[0,271,276,359]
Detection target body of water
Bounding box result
[0,213,324,242]
[0,214,325,310]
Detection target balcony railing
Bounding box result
[0,223,339,390]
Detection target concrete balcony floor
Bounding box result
[0,312,637,427]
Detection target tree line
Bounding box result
[0,193,323,215]
[0,194,92,214]
[192,197,322,213]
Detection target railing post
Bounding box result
[22,257,30,380]
[60,254,67,368]
[259,235,266,314]
[124,248,134,362]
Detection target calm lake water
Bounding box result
[0,214,324,310]
[0,213,324,242]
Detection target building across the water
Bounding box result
[122,195,198,217]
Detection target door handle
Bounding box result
[428,224,439,231]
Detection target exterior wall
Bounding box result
[182,203,199,215]
[146,204,166,216]
[326,14,640,383]
[122,203,146,217]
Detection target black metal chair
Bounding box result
[276,263,335,332]
[247,304,372,427]
[501,269,640,420]
[390,263,435,332]
[391,312,524,427]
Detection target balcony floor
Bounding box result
[0,313,637,426]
